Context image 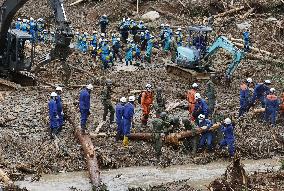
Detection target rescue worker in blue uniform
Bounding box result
[145,35,154,63]
[122,96,135,147]
[163,31,171,54]
[21,19,29,32]
[112,38,123,63]
[243,28,250,52]
[48,92,58,139]
[176,28,183,47]
[251,80,271,107]
[56,87,64,132]
[99,15,109,33]
[193,93,209,119]
[264,88,280,127]
[198,114,213,151]
[29,17,37,42]
[219,118,235,157]
[79,84,93,134]
[239,78,253,117]
[125,39,133,66]
[100,39,112,69]
[115,97,127,141]
[15,18,22,30]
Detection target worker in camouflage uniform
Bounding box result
[151,112,171,158]
[182,118,199,154]
[169,116,180,134]
[154,87,166,118]
[170,34,178,63]
[101,79,115,123]
[206,78,216,117]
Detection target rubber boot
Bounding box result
[123,136,129,148]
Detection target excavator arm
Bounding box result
[204,36,245,78]
[0,0,73,83]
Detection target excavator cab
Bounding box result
[5,29,34,72]
[176,25,212,68]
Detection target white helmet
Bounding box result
[264,80,271,84]
[198,114,205,120]
[84,32,88,35]
[101,33,105,37]
[175,31,179,35]
[165,24,170,27]
[145,84,152,89]
[86,84,93,90]
[195,93,201,100]
[120,97,127,103]
[93,31,97,34]
[145,30,149,33]
[50,31,55,34]
[56,86,63,91]
[192,83,198,88]
[177,27,182,31]
[30,17,34,21]
[51,92,57,97]
[224,118,232,125]
[129,96,135,102]
[270,88,276,93]
[160,24,165,27]
[75,31,80,35]
[22,19,27,23]
[17,18,21,21]
[246,78,253,83]
[141,32,145,35]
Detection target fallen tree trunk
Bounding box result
[90,123,221,145]
[65,105,101,188]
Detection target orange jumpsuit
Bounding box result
[141,91,153,124]
[187,89,196,113]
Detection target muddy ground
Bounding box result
[0,0,284,190]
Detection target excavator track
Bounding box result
[166,63,213,82]
[0,72,37,90]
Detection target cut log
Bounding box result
[214,6,245,18]
[165,101,183,112]
[65,106,101,188]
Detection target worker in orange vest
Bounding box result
[187,83,199,115]
[141,84,154,126]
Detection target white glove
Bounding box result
[61,111,64,115]
[56,115,59,119]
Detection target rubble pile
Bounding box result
[0,0,283,189]
[0,89,86,181]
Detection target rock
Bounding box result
[141,11,160,21]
